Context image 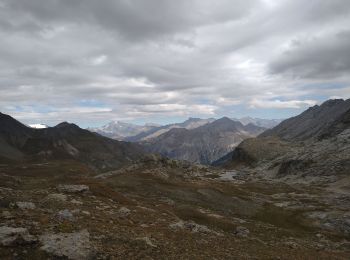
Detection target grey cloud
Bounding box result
[0,0,350,124]
[270,30,350,79]
[3,0,257,40]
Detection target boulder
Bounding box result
[0,226,37,246]
[56,209,75,222]
[57,185,89,194]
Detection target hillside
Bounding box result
[222,99,350,182]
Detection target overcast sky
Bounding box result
[1,0,350,127]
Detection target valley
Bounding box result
[0,99,349,259]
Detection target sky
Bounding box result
[0,0,350,127]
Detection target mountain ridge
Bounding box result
[0,113,145,171]
[143,117,266,165]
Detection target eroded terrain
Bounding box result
[0,159,349,259]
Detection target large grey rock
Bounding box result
[234,226,250,237]
[0,226,37,246]
[170,220,221,235]
[40,230,92,260]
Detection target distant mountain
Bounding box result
[0,113,145,171]
[233,117,282,129]
[220,99,350,182]
[142,117,266,165]
[88,121,160,140]
[125,117,215,142]
[28,124,48,129]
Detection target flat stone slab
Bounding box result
[40,230,92,260]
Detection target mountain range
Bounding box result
[88,117,279,142]
[87,121,160,140]
[0,113,145,171]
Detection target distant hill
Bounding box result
[142,117,265,165]
[0,113,145,171]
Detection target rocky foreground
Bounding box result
[0,157,349,259]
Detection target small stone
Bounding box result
[137,237,157,248]
[118,207,131,217]
[71,199,83,205]
[16,202,36,210]
[46,193,67,202]
[56,209,75,222]
[284,241,299,249]
[82,211,91,216]
[234,226,250,237]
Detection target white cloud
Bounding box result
[249,99,318,109]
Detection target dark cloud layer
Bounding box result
[0,0,350,126]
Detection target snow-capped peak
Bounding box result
[28,124,48,129]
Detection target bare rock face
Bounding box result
[260,99,350,141]
[39,230,92,260]
[0,226,37,246]
[57,184,89,193]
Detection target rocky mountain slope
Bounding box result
[143,117,265,165]
[260,99,350,141]
[88,121,160,141]
[222,99,350,183]
[0,113,145,171]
